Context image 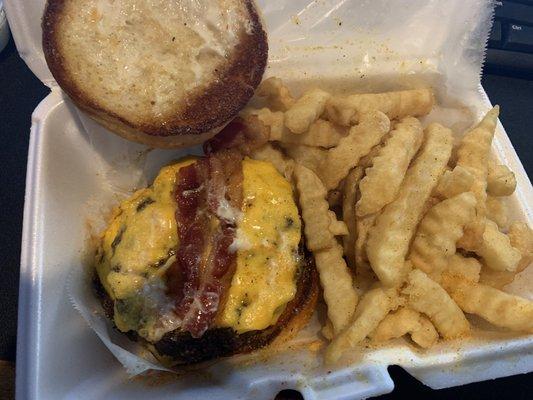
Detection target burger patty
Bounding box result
[94,249,318,365]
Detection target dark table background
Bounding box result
[1,35,532,399]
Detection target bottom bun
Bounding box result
[94,251,319,366]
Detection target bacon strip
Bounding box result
[167,153,243,338]
[204,116,269,156]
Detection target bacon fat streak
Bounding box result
[167,152,243,338]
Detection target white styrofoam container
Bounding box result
[7,0,533,399]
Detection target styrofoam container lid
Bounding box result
[4,0,54,85]
[6,0,533,399]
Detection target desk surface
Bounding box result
[0,37,532,399]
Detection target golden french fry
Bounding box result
[355,214,376,268]
[487,163,516,197]
[370,307,438,349]
[356,117,424,216]
[403,269,470,339]
[457,106,499,180]
[367,123,453,287]
[314,243,358,336]
[328,211,349,236]
[283,144,327,176]
[323,110,391,190]
[293,164,358,335]
[479,222,533,288]
[325,88,435,126]
[463,219,521,272]
[370,307,419,341]
[257,77,295,111]
[456,106,499,210]
[441,254,482,293]
[250,144,295,181]
[277,119,347,148]
[508,222,533,271]
[253,106,347,147]
[445,254,482,283]
[246,107,285,140]
[326,287,398,363]
[293,164,336,251]
[478,269,515,290]
[449,281,533,333]
[457,220,486,250]
[409,192,477,281]
[486,196,509,229]
[434,165,475,199]
[343,168,364,269]
[411,316,440,349]
[285,89,331,134]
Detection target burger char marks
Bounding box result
[167,152,243,338]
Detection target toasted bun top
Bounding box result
[43,0,267,144]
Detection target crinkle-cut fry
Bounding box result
[449,281,533,333]
[250,144,295,181]
[466,219,521,272]
[355,214,376,267]
[445,254,482,283]
[343,168,364,269]
[256,77,295,111]
[481,222,533,288]
[294,164,358,334]
[370,307,438,349]
[403,269,470,339]
[456,106,499,210]
[283,144,327,176]
[411,316,439,349]
[370,307,419,341]
[486,196,509,229]
[326,287,398,363]
[409,192,477,281]
[479,269,516,290]
[356,117,424,216]
[293,164,336,251]
[457,219,486,250]
[366,123,453,287]
[323,110,391,190]
[328,211,349,236]
[508,221,533,271]
[244,107,285,140]
[276,120,347,148]
[457,106,499,180]
[314,243,358,336]
[285,89,331,134]
[441,254,482,293]
[434,165,475,199]
[487,163,516,197]
[253,106,347,147]
[325,88,435,126]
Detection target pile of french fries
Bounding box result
[246,77,533,364]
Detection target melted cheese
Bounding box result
[95,158,195,339]
[96,157,301,340]
[218,159,301,332]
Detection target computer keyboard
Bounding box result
[485,0,533,77]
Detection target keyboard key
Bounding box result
[505,23,533,52]
[494,1,533,25]
[489,20,502,48]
